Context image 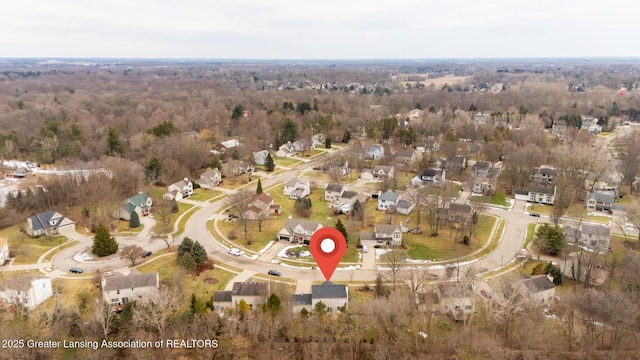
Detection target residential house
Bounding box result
[277,218,322,243]
[437,204,473,224]
[359,169,375,182]
[474,112,487,124]
[395,149,416,164]
[530,167,556,185]
[425,138,440,152]
[518,275,556,303]
[101,270,159,307]
[378,189,401,211]
[330,190,368,213]
[472,177,495,195]
[412,168,446,186]
[321,158,350,175]
[588,124,603,134]
[366,145,385,160]
[276,142,297,158]
[112,192,153,221]
[552,120,568,134]
[408,109,424,122]
[584,173,618,194]
[360,224,403,246]
[415,143,428,153]
[243,193,276,220]
[311,133,326,148]
[253,150,270,166]
[325,183,345,201]
[165,178,193,200]
[396,199,414,215]
[0,237,8,265]
[443,155,466,171]
[198,169,222,189]
[312,282,348,313]
[528,186,556,205]
[434,283,475,321]
[372,165,394,179]
[565,224,611,253]
[220,139,240,151]
[586,191,614,212]
[283,177,311,199]
[213,282,270,312]
[222,160,255,177]
[291,293,313,314]
[471,162,491,178]
[0,276,52,310]
[26,210,75,237]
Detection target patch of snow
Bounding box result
[375,248,391,260]
[337,265,360,270]
[277,245,312,258]
[73,249,95,262]
[244,254,259,260]
[279,262,313,270]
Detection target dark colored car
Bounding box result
[268,269,281,276]
[141,251,153,258]
[529,213,541,217]
[69,267,83,274]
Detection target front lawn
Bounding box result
[527,204,553,215]
[471,191,510,206]
[0,226,68,265]
[275,157,303,168]
[187,189,222,202]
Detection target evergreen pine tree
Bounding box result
[171,200,179,213]
[265,153,275,172]
[92,224,119,257]
[129,211,140,229]
[325,138,332,148]
[335,218,349,243]
[256,179,263,194]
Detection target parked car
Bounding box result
[141,250,153,258]
[228,248,242,256]
[362,245,369,253]
[267,269,281,276]
[69,267,83,274]
[529,213,541,217]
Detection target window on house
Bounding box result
[117,290,120,294]
[327,307,333,313]
[464,305,472,310]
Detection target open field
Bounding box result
[0,226,68,265]
[397,74,473,88]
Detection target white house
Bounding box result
[283,177,311,199]
[366,145,385,160]
[277,218,322,243]
[360,224,403,246]
[414,168,446,185]
[0,236,9,265]
[276,142,297,158]
[325,183,345,201]
[311,133,326,148]
[198,169,222,189]
[518,275,556,304]
[112,192,153,221]
[552,120,568,134]
[165,178,193,200]
[372,165,394,179]
[396,199,414,215]
[378,189,401,211]
[586,191,614,212]
[471,162,492,178]
[102,270,159,307]
[26,210,75,237]
[395,149,416,164]
[474,112,487,124]
[528,186,556,205]
[0,276,52,310]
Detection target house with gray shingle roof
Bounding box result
[113,192,153,221]
[165,178,193,200]
[325,183,345,201]
[378,189,401,211]
[277,218,322,243]
[198,169,222,188]
[0,276,52,310]
[101,270,159,306]
[26,210,75,237]
[360,224,402,246]
[518,275,556,303]
[283,177,310,199]
[311,282,348,313]
[565,223,611,254]
[586,191,614,212]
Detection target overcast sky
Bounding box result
[1,0,638,59]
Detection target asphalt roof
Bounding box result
[520,275,555,293]
[102,271,158,292]
[232,282,269,296]
[283,218,322,233]
[312,282,348,299]
[379,189,400,202]
[28,210,65,231]
[326,183,344,192]
[213,291,232,302]
[292,293,312,306]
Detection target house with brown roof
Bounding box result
[101,270,159,307]
[243,193,276,220]
[213,282,270,312]
[277,218,322,243]
[518,275,556,303]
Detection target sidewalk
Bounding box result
[224,269,257,290]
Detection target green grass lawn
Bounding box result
[43,240,79,262]
[302,170,362,184]
[470,191,510,206]
[528,204,553,215]
[187,189,222,202]
[275,157,303,167]
[0,226,68,265]
[219,174,256,190]
[174,208,196,236]
[524,223,537,248]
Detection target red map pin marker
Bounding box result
[309,228,346,282]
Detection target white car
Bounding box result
[362,245,368,253]
[228,248,242,256]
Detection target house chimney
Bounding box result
[546,274,554,283]
[184,178,189,183]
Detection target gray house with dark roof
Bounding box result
[586,191,614,212]
[101,270,159,306]
[312,282,348,313]
[360,224,402,246]
[291,293,313,313]
[325,183,345,201]
[26,210,75,237]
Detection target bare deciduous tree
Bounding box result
[225,188,254,243]
[120,244,146,265]
[381,249,408,291]
[93,300,117,339]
